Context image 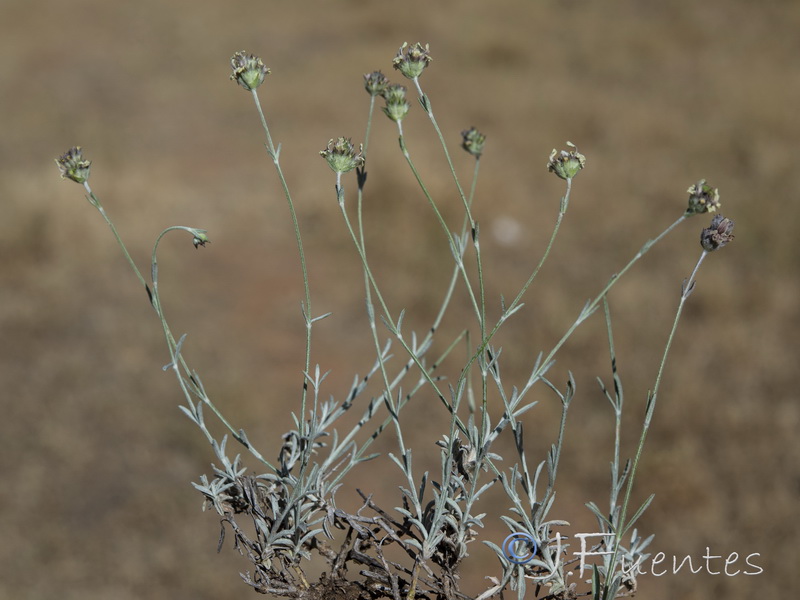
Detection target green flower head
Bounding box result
[230,51,270,91]
[461,127,486,158]
[547,142,586,181]
[381,83,410,123]
[392,42,432,80]
[364,71,389,97]
[320,137,365,174]
[191,229,210,249]
[685,179,721,215]
[56,146,92,184]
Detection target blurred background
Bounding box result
[2,0,798,598]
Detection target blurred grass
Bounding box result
[2,0,799,598]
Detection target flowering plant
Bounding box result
[57,43,733,600]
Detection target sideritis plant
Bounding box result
[56,42,734,600]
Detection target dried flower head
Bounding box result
[363,71,389,97]
[320,137,365,174]
[381,83,410,123]
[461,127,486,158]
[700,214,735,251]
[547,142,586,181]
[56,146,92,184]
[685,179,721,215]
[230,51,270,91]
[392,42,432,79]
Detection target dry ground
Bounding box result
[2,1,798,599]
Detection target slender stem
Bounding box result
[149,226,272,466]
[396,132,482,322]
[602,248,708,599]
[358,95,376,270]
[337,184,467,434]
[84,182,148,295]
[465,157,491,437]
[538,214,688,378]
[412,78,474,225]
[82,181,272,466]
[340,167,407,454]
[410,81,491,427]
[342,93,477,461]
[454,178,574,398]
[251,88,313,435]
[362,95,376,157]
[353,97,411,452]
[602,297,624,516]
